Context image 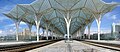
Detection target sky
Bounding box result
[0,0,120,36]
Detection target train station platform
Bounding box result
[0,40,47,46]
[86,40,120,45]
[26,40,118,52]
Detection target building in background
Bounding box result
[19,28,32,40]
[112,23,120,33]
[111,23,120,40]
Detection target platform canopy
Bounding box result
[4,0,118,36]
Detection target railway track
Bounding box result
[76,40,120,51]
[0,40,61,52]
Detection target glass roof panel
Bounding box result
[71,0,86,10]
[38,0,51,12]
[18,4,35,14]
[54,0,79,10]
[30,0,44,12]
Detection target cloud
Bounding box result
[104,13,117,20]
[20,21,26,25]
[104,13,111,17]
[0,29,15,36]
[9,29,13,32]
[111,15,117,20]
[8,23,15,27]
[0,30,3,34]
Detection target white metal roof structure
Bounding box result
[4,0,118,41]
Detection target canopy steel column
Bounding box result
[79,29,81,36]
[34,13,42,41]
[54,33,57,40]
[64,11,72,40]
[77,30,79,37]
[51,25,55,40]
[96,16,101,41]
[65,18,71,40]
[50,31,53,40]
[88,23,91,39]
[51,28,55,40]
[81,27,86,39]
[15,22,20,41]
[78,29,81,39]
[77,30,79,39]
[53,32,55,39]
[51,31,54,40]
[43,29,45,36]
[26,23,32,39]
[35,21,40,41]
[40,28,44,39]
[46,27,49,40]
[44,19,52,40]
[93,14,101,41]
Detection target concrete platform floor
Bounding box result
[26,40,119,52]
